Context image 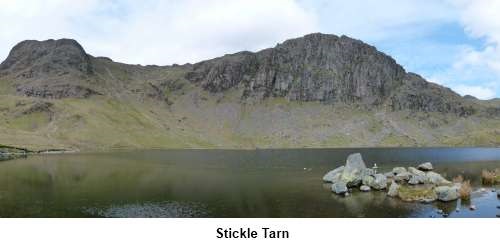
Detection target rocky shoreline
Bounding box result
[323,153,478,203]
[0,145,72,162]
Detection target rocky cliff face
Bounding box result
[187,34,407,105]
[185,33,479,116]
[0,33,499,150]
[0,33,487,116]
[0,39,99,98]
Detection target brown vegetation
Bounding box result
[481,170,497,185]
[458,180,472,200]
[453,175,471,200]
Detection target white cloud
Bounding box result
[0,0,498,99]
[300,0,457,42]
[0,0,318,65]
[453,84,497,100]
[452,0,500,74]
[437,0,500,99]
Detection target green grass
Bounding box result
[0,84,499,151]
[397,185,437,202]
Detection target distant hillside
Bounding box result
[0,33,498,151]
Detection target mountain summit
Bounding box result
[0,33,499,150]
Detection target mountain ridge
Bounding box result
[0,33,499,150]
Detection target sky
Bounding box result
[0,0,499,99]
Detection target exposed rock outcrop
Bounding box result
[185,33,483,116]
[0,39,100,98]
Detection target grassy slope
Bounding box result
[1,85,499,151]
[1,60,499,151]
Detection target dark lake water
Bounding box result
[0,148,499,218]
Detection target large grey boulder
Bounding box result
[426,172,452,186]
[417,162,433,171]
[394,172,411,182]
[340,153,367,187]
[435,186,459,201]
[392,167,407,175]
[371,174,388,190]
[387,182,400,197]
[408,167,426,177]
[332,181,348,194]
[322,166,345,183]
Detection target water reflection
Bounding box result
[0,148,498,217]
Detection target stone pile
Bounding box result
[323,153,464,203]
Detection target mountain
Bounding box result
[0,33,499,151]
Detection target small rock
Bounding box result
[420,198,435,204]
[331,181,348,194]
[360,185,371,192]
[497,205,500,209]
[480,188,486,192]
[442,213,449,218]
[455,208,460,212]
[437,209,443,214]
[371,174,388,190]
[362,175,375,186]
[344,192,350,197]
[417,162,433,171]
[496,214,500,218]
[408,176,420,185]
[387,181,400,197]
[469,205,476,211]
[394,172,411,182]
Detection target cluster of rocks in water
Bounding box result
[323,153,465,203]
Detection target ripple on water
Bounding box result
[82,201,210,218]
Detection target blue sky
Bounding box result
[0,0,499,99]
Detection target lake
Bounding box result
[0,148,499,218]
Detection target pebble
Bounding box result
[497,205,500,209]
[455,208,460,212]
[442,213,449,218]
[344,192,350,197]
[469,205,476,211]
[437,209,443,214]
[497,214,500,218]
[480,188,486,192]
